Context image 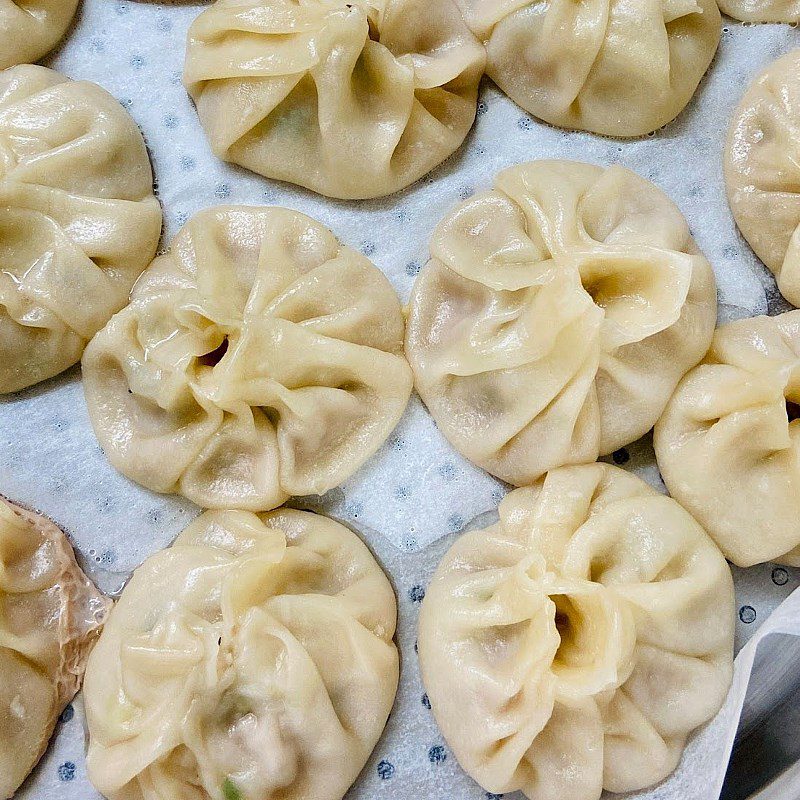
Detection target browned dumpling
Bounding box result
[0,497,110,800]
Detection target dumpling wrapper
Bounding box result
[183,0,486,199]
[418,463,734,800]
[84,508,399,800]
[718,0,798,22]
[405,160,717,487]
[82,205,413,511]
[725,49,800,305]
[0,65,162,394]
[0,497,110,800]
[453,0,720,137]
[655,311,800,567]
[0,1,79,69]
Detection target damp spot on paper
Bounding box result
[772,567,789,586]
[612,448,630,465]
[428,745,447,764]
[405,261,421,277]
[58,762,76,782]
[408,585,425,603]
[739,605,756,624]
[448,513,464,533]
[421,693,431,710]
[377,760,395,780]
[59,705,74,724]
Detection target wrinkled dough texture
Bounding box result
[655,311,800,568]
[82,206,413,511]
[0,65,162,394]
[183,0,485,199]
[725,50,800,305]
[0,0,79,69]
[453,0,720,137]
[405,160,716,487]
[0,498,110,800]
[85,509,399,800]
[418,463,734,800]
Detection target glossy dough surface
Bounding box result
[655,312,800,567]
[453,0,720,137]
[0,498,110,800]
[0,65,162,394]
[85,509,399,800]
[0,0,79,69]
[718,0,798,22]
[82,206,412,510]
[418,463,734,800]
[725,50,800,304]
[183,0,486,199]
[405,160,716,486]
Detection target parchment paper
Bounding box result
[2,2,800,798]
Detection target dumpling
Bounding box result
[0,65,162,395]
[717,0,798,22]
[84,508,399,800]
[452,0,720,137]
[725,50,800,305]
[0,497,110,800]
[0,1,79,69]
[82,206,413,510]
[418,463,734,800]
[655,311,800,567]
[183,0,486,199]
[405,160,717,487]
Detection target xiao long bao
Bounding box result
[418,464,735,800]
[452,0,720,137]
[84,509,399,800]
[0,0,79,69]
[725,49,800,305]
[183,0,486,199]
[0,497,110,799]
[82,206,413,510]
[0,65,162,394]
[405,160,717,487]
[655,312,800,568]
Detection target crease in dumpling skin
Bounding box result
[0,64,162,394]
[452,0,720,137]
[183,0,486,199]
[418,463,734,800]
[0,497,111,800]
[0,0,79,69]
[82,205,413,511]
[405,160,717,487]
[655,310,800,568]
[84,508,399,800]
[717,0,798,23]
[725,50,800,306]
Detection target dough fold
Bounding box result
[85,509,399,800]
[183,0,486,199]
[405,160,717,486]
[0,65,162,394]
[82,206,412,510]
[418,463,734,800]
[0,0,79,69]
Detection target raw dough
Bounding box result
[453,0,720,137]
[418,463,734,800]
[0,497,110,800]
[725,50,800,305]
[85,508,399,800]
[183,0,486,199]
[0,0,79,69]
[655,311,800,567]
[82,206,413,510]
[0,65,162,394]
[405,160,717,486]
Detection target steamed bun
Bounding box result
[725,50,800,305]
[418,463,734,800]
[0,65,162,394]
[453,0,720,137]
[82,206,412,510]
[0,1,79,69]
[84,508,399,800]
[183,0,486,199]
[655,311,800,567]
[0,497,110,800]
[405,160,717,487]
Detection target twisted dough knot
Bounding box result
[82,206,412,510]
[0,65,162,394]
[406,160,716,486]
[184,0,486,199]
[418,463,734,800]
